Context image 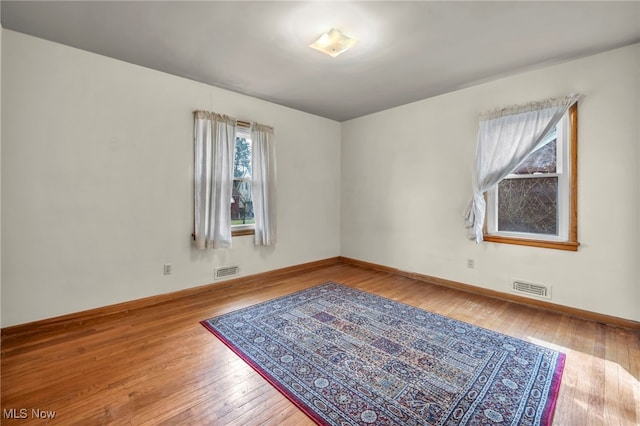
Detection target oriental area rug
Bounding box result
[201,282,564,425]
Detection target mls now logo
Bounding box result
[3,408,56,419]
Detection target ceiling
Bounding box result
[2,1,639,122]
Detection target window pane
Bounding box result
[511,139,556,174]
[234,137,252,178]
[232,136,254,226]
[497,177,558,235]
[232,179,254,225]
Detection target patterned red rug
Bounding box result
[201,282,564,425]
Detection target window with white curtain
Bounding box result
[193,111,276,247]
[484,104,578,250]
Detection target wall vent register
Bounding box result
[512,280,551,299]
[215,265,240,280]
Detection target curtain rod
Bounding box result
[193,110,254,129]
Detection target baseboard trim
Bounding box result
[339,256,640,331]
[1,256,342,338]
[5,255,637,337]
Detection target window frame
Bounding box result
[483,104,578,251]
[231,124,255,237]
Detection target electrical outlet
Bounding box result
[467,259,474,269]
[163,264,172,275]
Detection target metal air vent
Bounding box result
[215,265,240,280]
[512,280,551,299]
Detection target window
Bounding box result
[232,126,255,236]
[484,104,578,251]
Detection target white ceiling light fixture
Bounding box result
[309,28,358,57]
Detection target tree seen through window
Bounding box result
[232,136,254,226]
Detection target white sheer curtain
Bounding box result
[193,111,236,249]
[464,94,580,243]
[251,123,277,246]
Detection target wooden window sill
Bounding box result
[232,228,255,237]
[191,228,256,240]
[483,235,579,251]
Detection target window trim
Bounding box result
[232,227,255,237]
[483,104,578,251]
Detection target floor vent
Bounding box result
[512,280,551,299]
[215,265,240,280]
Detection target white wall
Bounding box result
[636,40,640,322]
[1,30,341,327]
[2,30,638,328]
[342,44,640,322]
[0,23,3,324]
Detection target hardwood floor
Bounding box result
[2,262,639,425]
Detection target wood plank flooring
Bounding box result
[2,263,639,425]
